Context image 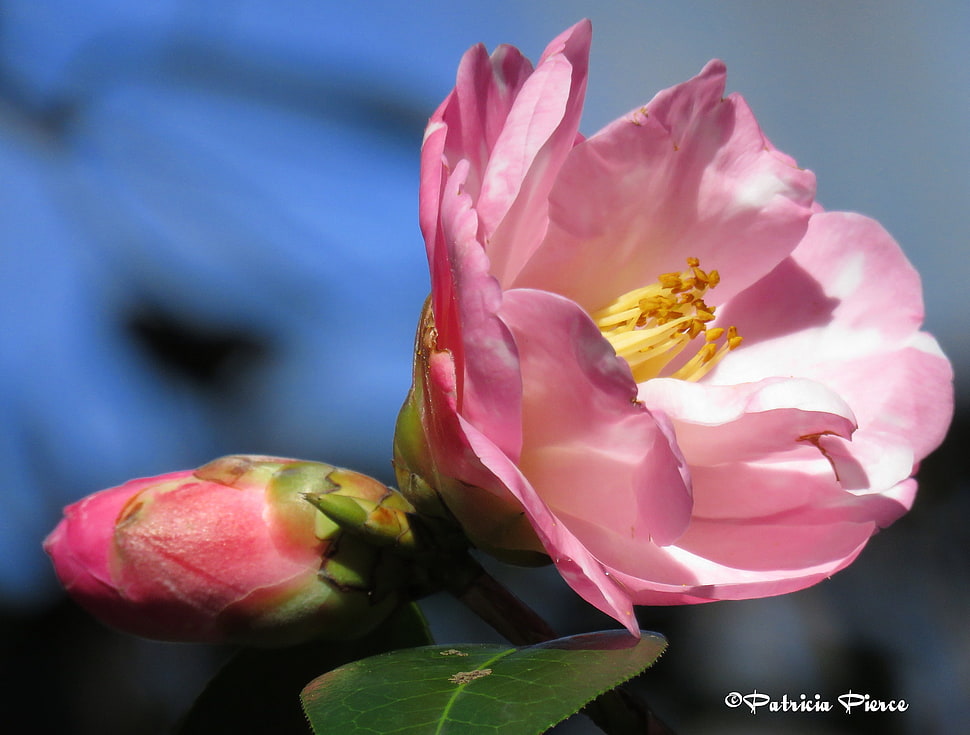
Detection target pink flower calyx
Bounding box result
[591,257,743,383]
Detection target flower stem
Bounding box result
[447,556,674,734]
[452,561,557,645]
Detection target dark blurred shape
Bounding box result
[127,306,267,387]
[1,597,224,735]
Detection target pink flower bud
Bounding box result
[44,456,402,646]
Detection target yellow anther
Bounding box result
[593,257,742,383]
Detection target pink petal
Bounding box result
[712,211,954,463]
[419,346,541,554]
[421,38,537,348]
[688,459,911,525]
[437,161,523,460]
[659,464,911,593]
[419,117,455,340]
[414,327,639,630]
[43,480,147,608]
[560,455,885,604]
[481,20,592,286]
[637,376,857,467]
[670,517,874,585]
[606,513,877,606]
[112,482,293,606]
[436,40,536,205]
[812,431,915,499]
[813,343,952,464]
[500,288,692,546]
[513,59,816,312]
[457,416,641,635]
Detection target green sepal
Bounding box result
[304,488,417,552]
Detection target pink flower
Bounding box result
[394,20,953,634]
[44,456,403,645]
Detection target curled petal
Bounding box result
[637,376,857,467]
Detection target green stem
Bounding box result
[447,557,674,735]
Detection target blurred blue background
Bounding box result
[1,2,966,733]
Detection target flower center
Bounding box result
[591,257,742,383]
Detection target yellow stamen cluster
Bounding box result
[591,257,742,383]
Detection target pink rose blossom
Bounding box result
[394,20,954,634]
[44,456,401,645]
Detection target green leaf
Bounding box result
[176,603,433,735]
[300,629,666,734]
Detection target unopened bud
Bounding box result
[44,455,407,646]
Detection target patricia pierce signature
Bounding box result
[724,690,909,715]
